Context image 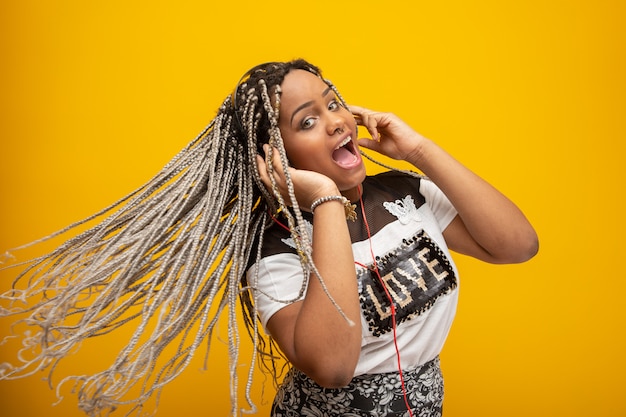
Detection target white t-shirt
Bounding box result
[247,172,459,376]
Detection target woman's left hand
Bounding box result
[351,106,538,265]
[350,105,426,162]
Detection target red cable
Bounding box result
[357,186,415,417]
[270,192,415,415]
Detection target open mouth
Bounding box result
[332,136,360,167]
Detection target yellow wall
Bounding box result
[1,1,624,416]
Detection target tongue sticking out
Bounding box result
[332,146,357,167]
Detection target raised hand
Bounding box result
[256,144,339,211]
[350,105,426,163]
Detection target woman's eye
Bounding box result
[301,118,315,129]
[329,101,339,111]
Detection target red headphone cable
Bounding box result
[356,186,414,417]
[269,189,415,416]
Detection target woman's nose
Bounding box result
[327,114,344,135]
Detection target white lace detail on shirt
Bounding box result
[383,195,422,224]
[281,219,313,249]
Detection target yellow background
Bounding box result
[1,1,624,416]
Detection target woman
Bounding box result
[247,62,538,416]
[0,59,537,416]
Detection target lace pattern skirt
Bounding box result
[271,356,444,417]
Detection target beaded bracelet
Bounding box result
[310,195,357,222]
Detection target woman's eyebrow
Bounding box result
[290,87,333,125]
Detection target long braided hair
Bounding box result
[0,59,350,416]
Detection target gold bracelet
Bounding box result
[310,195,357,222]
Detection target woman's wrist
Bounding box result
[405,136,435,170]
[310,195,357,222]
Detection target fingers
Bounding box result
[349,105,380,141]
[257,144,283,185]
[256,144,292,204]
[255,153,270,187]
[356,137,378,151]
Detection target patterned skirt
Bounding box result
[271,356,443,417]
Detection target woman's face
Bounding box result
[277,69,365,197]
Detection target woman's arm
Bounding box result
[256,146,362,388]
[351,105,538,264]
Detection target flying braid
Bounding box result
[0,59,421,416]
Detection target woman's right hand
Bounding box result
[256,144,339,211]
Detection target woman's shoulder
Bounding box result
[366,170,423,187]
[364,170,425,201]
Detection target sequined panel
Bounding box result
[357,230,457,337]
